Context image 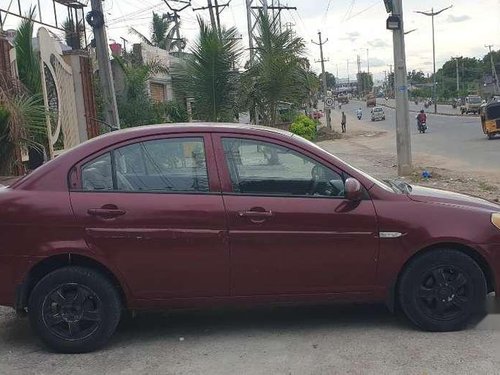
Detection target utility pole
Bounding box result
[416,5,452,114]
[453,56,461,94]
[246,0,296,62]
[89,0,120,130]
[485,45,500,94]
[206,0,217,29]
[347,59,350,84]
[312,32,332,130]
[389,0,412,175]
[366,48,370,74]
[163,1,190,52]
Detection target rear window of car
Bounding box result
[80,137,209,193]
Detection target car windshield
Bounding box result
[469,97,481,103]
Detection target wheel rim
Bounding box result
[416,266,472,321]
[41,283,102,341]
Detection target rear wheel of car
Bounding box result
[28,266,122,353]
[399,249,487,332]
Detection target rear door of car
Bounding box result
[69,133,230,303]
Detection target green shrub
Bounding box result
[289,114,317,141]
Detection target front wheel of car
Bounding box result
[399,249,487,332]
[28,266,122,353]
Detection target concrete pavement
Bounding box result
[1,303,499,374]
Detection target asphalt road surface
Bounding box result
[337,100,499,173]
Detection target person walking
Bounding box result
[341,111,347,133]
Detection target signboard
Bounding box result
[324,97,335,109]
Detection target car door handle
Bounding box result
[87,208,126,218]
[238,210,273,223]
[238,210,273,218]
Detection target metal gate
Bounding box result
[38,27,80,158]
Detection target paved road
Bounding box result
[337,100,499,173]
[382,98,464,115]
[1,303,499,374]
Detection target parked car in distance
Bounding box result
[371,106,386,121]
[1,123,499,353]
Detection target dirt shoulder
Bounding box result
[317,110,500,203]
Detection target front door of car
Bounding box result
[213,135,379,296]
[69,134,229,301]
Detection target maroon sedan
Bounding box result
[1,123,499,353]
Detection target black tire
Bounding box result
[399,249,487,332]
[28,266,122,353]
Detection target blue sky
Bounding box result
[2,0,499,80]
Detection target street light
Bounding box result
[415,5,453,114]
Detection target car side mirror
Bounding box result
[345,178,363,201]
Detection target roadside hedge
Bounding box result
[289,114,317,141]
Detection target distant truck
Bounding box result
[460,95,482,115]
[337,94,349,104]
[366,94,376,107]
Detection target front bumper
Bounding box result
[476,243,500,298]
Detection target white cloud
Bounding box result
[446,14,471,23]
[368,39,390,49]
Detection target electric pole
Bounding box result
[453,56,461,94]
[416,5,452,114]
[163,1,190,53]
[246,0,296,63]
[89,0,120,130]
[389,0,412,175]
[485,45,500,94]
[206,0,217,29]
[312,32,332,130]
[366,48,370,74]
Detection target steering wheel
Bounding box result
[308,165,322,195]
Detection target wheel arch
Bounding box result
[17,254,129,312]
[387,242,495,312]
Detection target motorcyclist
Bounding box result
[417,109,427,129]
[356,108,362,119]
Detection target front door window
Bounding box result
[222,138,345,197]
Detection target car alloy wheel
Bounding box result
[42,283,102,341]
[416,266,470,321]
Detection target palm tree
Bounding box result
[114,56,170,127]
[14,8,41,96]
[241,13,307,126]
[0,8,47,175]
[62,17,84,50]
[173,18,242,122]
[130,12,181,51]
[0,78,46,175]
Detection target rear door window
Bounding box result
[81,137,209,193]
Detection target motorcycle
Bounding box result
[357,112,362,120]
[417,120,427,133]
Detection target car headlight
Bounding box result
[492,213,500,230]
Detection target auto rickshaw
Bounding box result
[480,101,500,139]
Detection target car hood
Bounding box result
[408,185,500,211]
